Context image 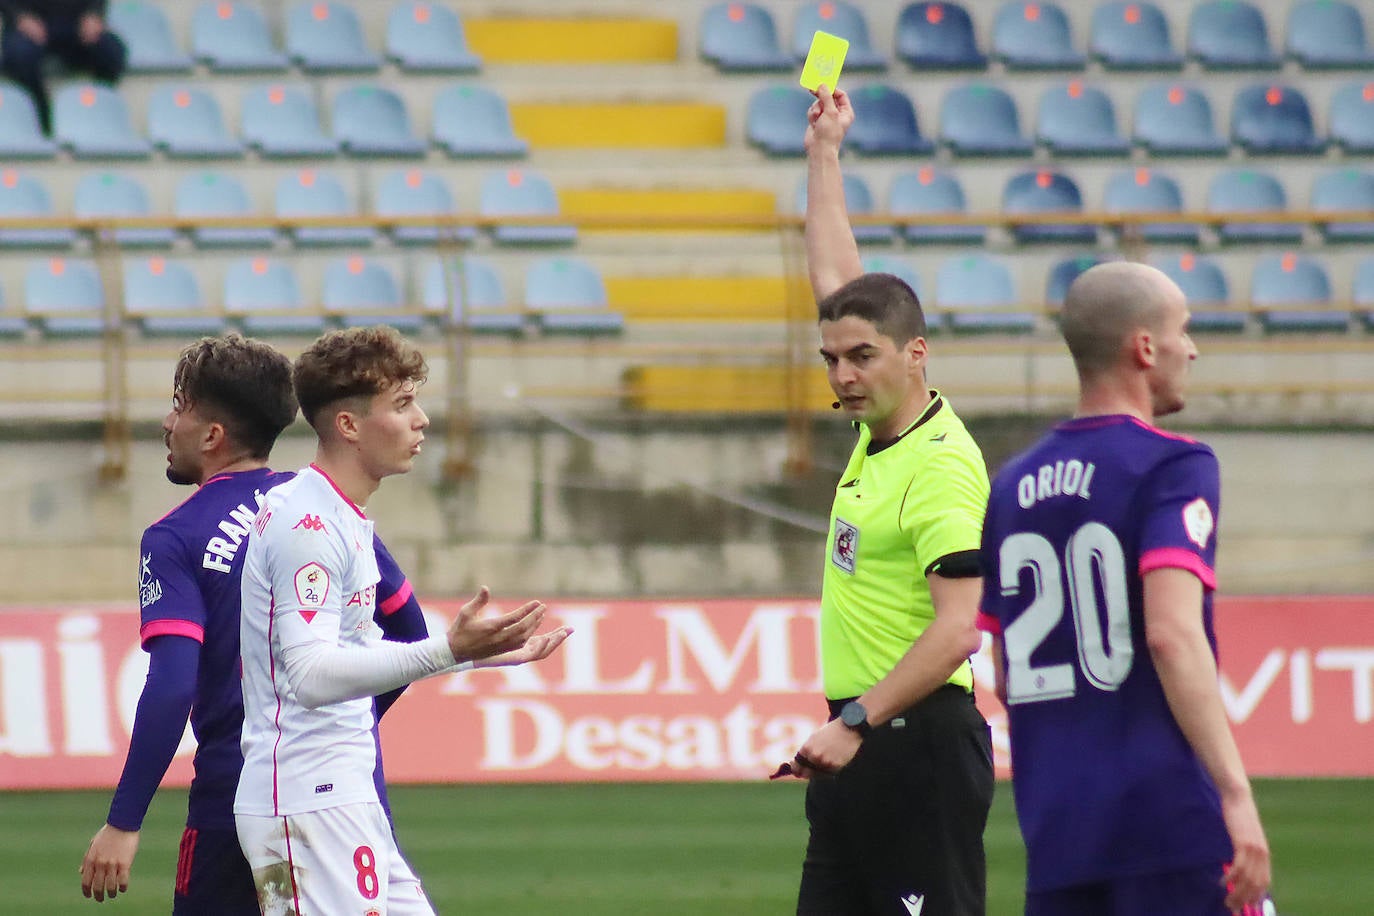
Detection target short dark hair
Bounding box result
[173,334,297,459]
[816,273,927,344]
[294,326,428,429]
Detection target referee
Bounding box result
[785,85,995,916]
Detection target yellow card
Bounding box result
[799,30,849,92]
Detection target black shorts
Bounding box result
[173,825,259,916]
[797,685,995,916]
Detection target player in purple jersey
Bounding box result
[976,263,1271,915]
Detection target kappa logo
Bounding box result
[293,514,327,533]
[901,892,925,916]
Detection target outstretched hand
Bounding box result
[445,586,547,663]
[805,84,854,156]
[475,624,573,669]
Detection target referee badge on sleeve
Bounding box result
[832,518,859,574]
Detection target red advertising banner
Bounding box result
[1,596,1371,789]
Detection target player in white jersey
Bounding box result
[236,326,571,915]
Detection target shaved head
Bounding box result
[1061,262,1181,378]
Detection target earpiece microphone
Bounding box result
[832,401,841,409]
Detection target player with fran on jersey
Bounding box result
[78,335,432,912]
[977,262,1273,916]
[235,325,572,914]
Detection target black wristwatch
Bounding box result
[839,700,873,738]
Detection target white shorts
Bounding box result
[236,802,434,916]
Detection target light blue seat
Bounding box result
[1329,81,1374,154]
[1285,0,1372,69]
[124,257,224,336]
[223,258,324,336]
[700,3,793,71]
[859,256,922,300]
[175,171,276,248]
[845,85,934,155]
[1231,84,1323,155]
[888,167,985,244]
[1251,253,1347,333]
[387,1,481,72]
[375,168,474,246]
[286,0,380,72]
[275,170,376,247]
[1002,170,1096,244]
[938,254,1032,333]
[25,258,106,337]
[74,172,176,247]
[241,84,338,157]
[992,1,1084,70]
[1036,81,1131,155]
[108,1,193,72]
[422,256,525,334]
[191,1,288,72]
[1046,254,1115,308]
[322,257,424,333]
[148,85,243,158]
[1207,168,1301,245]
[0,170,76,248]
[1187,0,1279,69]
[1104,167,1197,244]
[525,257,624,336]
[1132,82,1228,155]
[0,85,56,158]
[1090,1,1182,70]
[939,84,1034,156]
[791,2,887,71]
[1352,257,1374,330]
[1150,252,1245,332]
[1311,169,1374,243]
[432,84,528,158]
[54,84,151,159]
[896,2,986,70]
[745,85,813,157]
[479,169,576,246]
[794,173,894,244]
[333,85,425,157]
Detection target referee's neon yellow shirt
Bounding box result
[821,393,989,700]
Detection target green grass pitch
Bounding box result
[10,779,1371,914]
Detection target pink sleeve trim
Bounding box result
[140,619,205,646]
[975,611,1002,634]
[1140,547,1217,591]
[378,580,413,616]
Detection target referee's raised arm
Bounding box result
[804,85,864,301]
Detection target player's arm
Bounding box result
[804,85,863,301]
[373,535,428,720]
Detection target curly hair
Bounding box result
[293,326,428,429]
[173,334,297,459]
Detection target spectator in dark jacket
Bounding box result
[1,0,126,134]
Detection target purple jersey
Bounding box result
[977,415,1231,892]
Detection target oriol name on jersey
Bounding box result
[1015,460,1096,510]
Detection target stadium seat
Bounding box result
[888,167,985,244]
[794,173,894,244]
[148,85,244,158]
[1285,0,1373,68]
[223,258,324,336]
[859,255,922,301]
[108,1,193,72]
[1251,253,1347,333]
[844,85,934,155]
[0,170,76,248]
[1046,254,1115,308]
[745,85,813,157]
[422,256,526,334]
[1329,81,1374,154]
[791,2,887,71]
[1231,84,1324,155]
[274,170,376,247]
[938,254,1032,333]
[1002,169,1097,244]
[1035,81,1131,155]
[1150,252,1244,332]
[332,85,425,157]
[286,0,380,72]
[241,84,338,157]
[479,169,576,246]
[700,3,793,71]
[387,1,481,72]
[524,257,624,335]
[1103,167,1198,244]
[939,84,1034,156]
[1353,257,1374,329]
[175,171,276,248]
[24,258,106,337]
[54,84,151,159]
[0,85,56,158]
[992,1,1085,70]
[1132,83,1228,155]
[124,257,224,336]
[1187,0,1279,69]
[73,171,176,247]
[896,2,987,70]
[375,168,475,246]
[322,256,424,333]
[1207,168,1302,245]
[191,1,288,71]
[1310,169,1374,243]
[432,85,529,158]
[1089,1,1182,70]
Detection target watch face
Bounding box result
[841,702,867,728]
